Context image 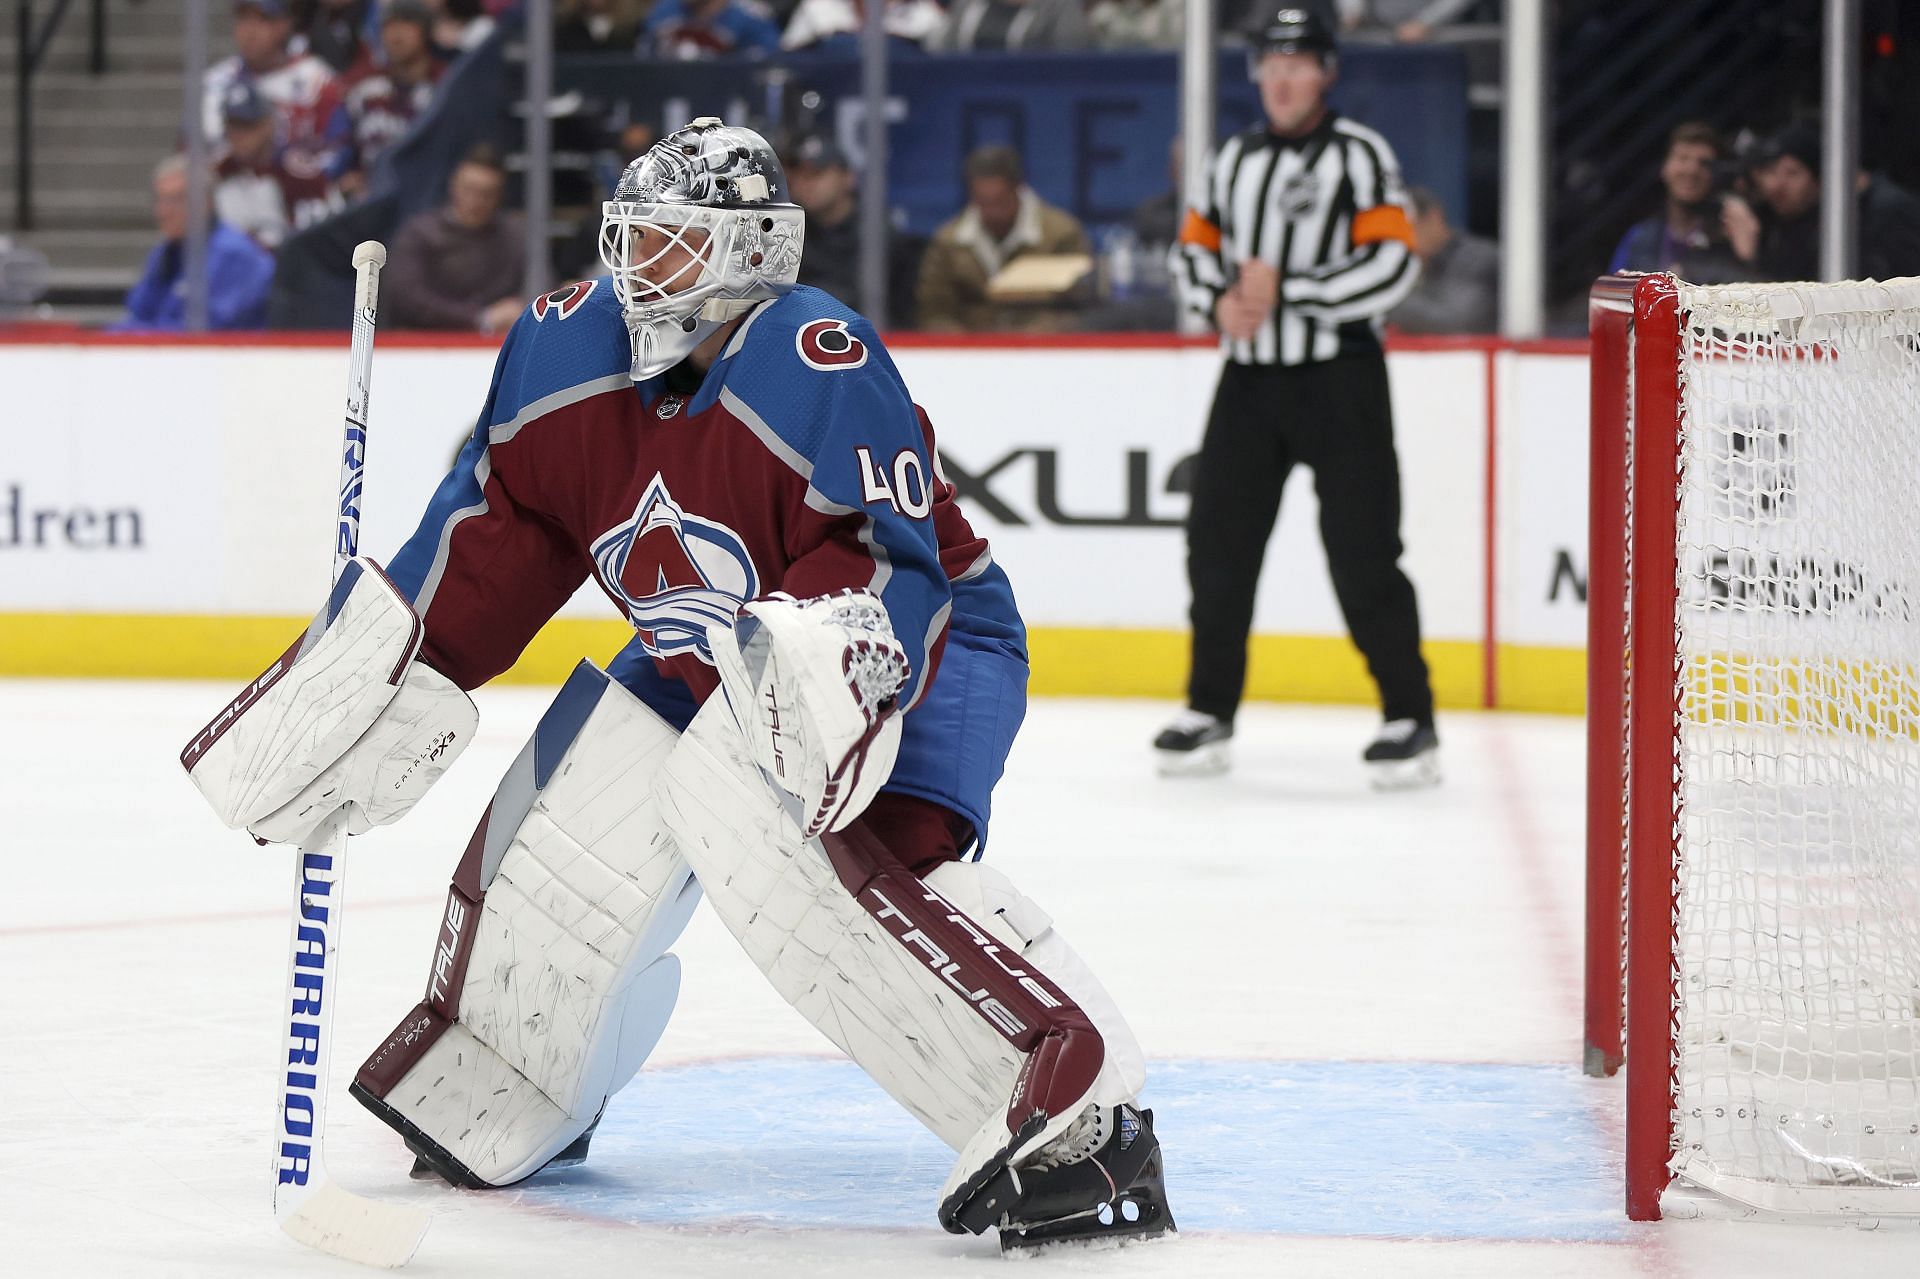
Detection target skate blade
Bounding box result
[1001,1196,1177,1251]
[1367,751,1440,791]
[1154,741,1229,778]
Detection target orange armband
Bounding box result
[1178,209,1223,252]
[1352,205,1416,249]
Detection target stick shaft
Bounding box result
[273,813,351,1213]
[271,241,425,1267]
[336,249,383,575]
[278,242,384,1208]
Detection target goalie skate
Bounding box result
[948,1104,1175,1251]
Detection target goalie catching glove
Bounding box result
[710,589,910,837]
[179,558,477,845]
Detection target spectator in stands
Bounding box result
[645,0,782,57]
[201,0,341,160]
[332,0,447,194]
[916,144,1092,332]
[216,82,344,248]
[1391,186,1497,333]
[620,121,659,157]
[435,0,498,53]
[1130,137,1182,251]
[1087,0,1182,50]
[386,144,527,331]
[301,0,374,74]
[119,155,276,331]
[782,133,925,322]
[785,134,861,304]
[0,237,50,315]
[782,0,945,51]
[933,0,1089,51]
[1607,122,1751,286]
[556,0,645,52]
[1722,122,1920,282]
[1335,0,1480,42]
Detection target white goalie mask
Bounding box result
[599,118,807,380]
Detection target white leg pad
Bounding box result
[360,957,682,1183]
[922,860,1147,1110]
[657,699,1024,1150]
[657,696,1150,1212]
[353,662,699,1186]
[920,861,1149,1215]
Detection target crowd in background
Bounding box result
[83,0,1920,339]
[554,0,1487,57]
[121,0,511,331]
[112,0,1509,335]
[1607,118,1920,288]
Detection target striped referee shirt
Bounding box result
[1175,112,1421,366]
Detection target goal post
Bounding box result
[1584,274,1641,1086]
[1587,271,1920,1223]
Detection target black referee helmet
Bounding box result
[1247,7,1338,74]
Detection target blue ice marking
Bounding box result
[505,1056,1627,1242]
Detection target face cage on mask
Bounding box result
[598,203,742,323]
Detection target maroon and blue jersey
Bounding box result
[387,282,1028,846]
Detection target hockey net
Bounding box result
[1586,273,1920,1221]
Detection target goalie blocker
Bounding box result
[180,557,476,846]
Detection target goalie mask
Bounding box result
[599,118,807,380]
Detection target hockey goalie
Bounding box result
[180,119,1173,1250]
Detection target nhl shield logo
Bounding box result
[1277,171,1322,218]
[590,474,759,663]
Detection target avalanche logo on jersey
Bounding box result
[591,474,759,664]
[532,279,597,322]
[796,318,868,371]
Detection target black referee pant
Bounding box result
[1183,354,1433,726]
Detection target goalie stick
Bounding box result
[270,240,431,1268]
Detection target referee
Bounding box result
[1155,6,1438,787]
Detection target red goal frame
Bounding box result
[1584,272,1684,1222]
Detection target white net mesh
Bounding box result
[1668,279,1920,1214]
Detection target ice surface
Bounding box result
[4,679,1919,1276]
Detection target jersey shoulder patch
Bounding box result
[489,282,632,432]
[531,278,601,323]
[734,287,887,380]
[720,287,911,470]
[793,315,870,371]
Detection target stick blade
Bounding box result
[279,1179,429,1268]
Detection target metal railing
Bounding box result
[13,0,114,230]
